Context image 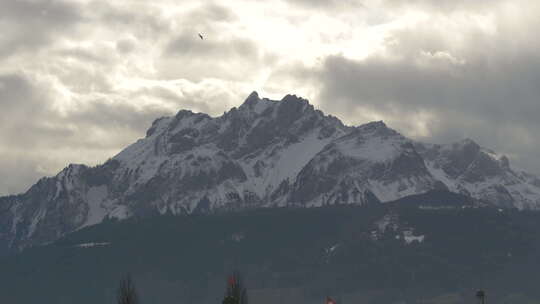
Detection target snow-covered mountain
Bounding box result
[1,92,540,252]
[416,139,540,210]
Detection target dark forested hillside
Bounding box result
[1,191,540,304]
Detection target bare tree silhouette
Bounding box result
[476,290,486,304]
[117,274,139,304]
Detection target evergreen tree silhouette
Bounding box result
[117,274,139,304]
[476,290,486,304]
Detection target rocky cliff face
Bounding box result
[1,92,539,252]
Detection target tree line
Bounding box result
[116,272,487,304]
[116,272,248,304]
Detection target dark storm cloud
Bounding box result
[0,0,83,58]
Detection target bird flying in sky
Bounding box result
[198,33,204,40]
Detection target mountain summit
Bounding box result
[1,92,540,253]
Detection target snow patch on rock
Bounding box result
[83,185,108,227]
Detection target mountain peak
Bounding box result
[281,94,308,104]
[238,92,314,117]
[355,120,400,138]
[499,155,510,170]
[451,138,481,155]
[361,120,387,128]
[237,91,275,116]
[243,91,260,104]
[458,138,479,147]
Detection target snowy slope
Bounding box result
[290,121,443,206]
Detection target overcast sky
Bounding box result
[1,0,539,195]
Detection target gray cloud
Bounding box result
[315,12,540,173]
[1,0,540,196]
[0,74,63,143]
[165,34,258,60]
[54,47,112,64]
[67,100,173,137]
[163,3,253,61]
[133,87,215,115]
[0,153,50,197]
[378,0,500,12]
[86,1,170,36]
[0,0,83,58]
[116,38,137,54]
[151,2,266,81]
[0,70,244,195]
[0,0,80,24]
[188,3,237,23]
[0,73,176,194]
[284,0,364,9]
[0,74,71,194]
[159,32,263,81]
[1,1,251,195]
